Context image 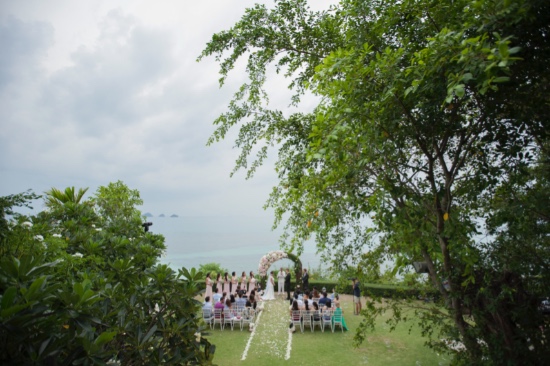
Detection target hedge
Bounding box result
[197,279,439,301]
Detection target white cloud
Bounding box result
[0,0,334,220]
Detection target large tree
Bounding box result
[200,0,550,363]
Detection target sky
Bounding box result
[0,0,335,220]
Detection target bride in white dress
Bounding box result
[262,271,276,301]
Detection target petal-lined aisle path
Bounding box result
[241,297,292,361]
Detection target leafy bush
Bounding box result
[0,184,214,365]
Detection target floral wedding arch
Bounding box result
[257,250,302,288]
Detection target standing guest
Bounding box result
[205,273,213,299]
[216,273,222,294]
[302,268,309,291]
[330,288,336,301]
[241,271,248,294]
[223,272,230,294]
[231,271,238,294]
[285,268,292,300]
[248,271,256,296]
[353,278,362,315]
[277,267,285,295]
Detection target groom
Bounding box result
[285,268,291,300]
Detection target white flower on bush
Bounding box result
[194,332,201,342]
[21,221,33,228]
[95,228,102,232]
[34,235,44,242]
[72,252,83,258]
[91,224,96,228]
[52,234,62,238]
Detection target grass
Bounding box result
[201,294,451,366]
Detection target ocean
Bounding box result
[149,216,321,274]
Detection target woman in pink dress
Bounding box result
[216,273,222,293]
[205,273,213,299]
[223,272,230,294]
[241,271,247,293]
[231,271,238,294]
[248,271,256,296]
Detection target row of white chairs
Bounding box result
[291,309,344,333]
[203,307,256,331]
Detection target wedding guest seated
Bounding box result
[332,298,348,331]
[213,291,222,304]
[230,294,236,304]
[289,299,301,320]
[224,299,238,319]
[293,292,304,308]
[312,302,321,321]
[319,291,332,308]
[312,287,320,299]
[214,296,225,311]
[202,296,213,315]
[303,293,313,308]
[248,294,257,310]
[236,292,247,307]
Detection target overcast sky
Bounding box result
[0,0,335,220]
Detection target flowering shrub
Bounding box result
[258,250,288,277]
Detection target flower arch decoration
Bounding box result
[257,250,303,288]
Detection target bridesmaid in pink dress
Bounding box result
[205,273,213,299]
[223,272,230,294]
[241,271,247,294]
[248,271,256,296]
[231,271,238,294]
[216,273,222,293]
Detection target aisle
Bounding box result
[241,297,292,361]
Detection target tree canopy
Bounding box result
[0,182,214,364]
[200,0,550,363]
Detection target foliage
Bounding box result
[0,182,213,365]
[201,0,550,363]
[199,262,228,278]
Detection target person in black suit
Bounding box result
[302,268,309,291]
[285,268,291,300]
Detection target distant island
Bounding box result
[142,213,178,218]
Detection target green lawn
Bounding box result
[202,295,450,365]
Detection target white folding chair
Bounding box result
[202,308,213,329]
[311,309,322,331]
[302,310,313,332]
[332,311,344,333]
[212,308,223,330]
[291,310,303,333]
[223,308,235,330]
[241,307,255,331]
[321,309,332,332]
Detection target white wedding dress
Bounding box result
[262,275,276,300]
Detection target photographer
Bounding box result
[352,278,362,315]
